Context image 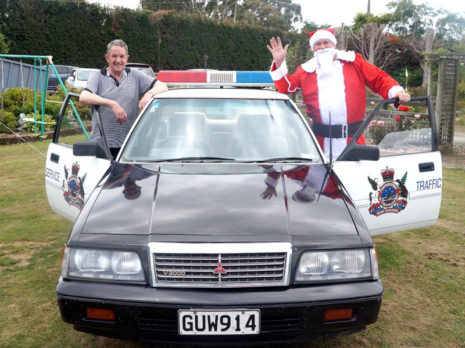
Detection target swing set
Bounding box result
[0,54,89,140]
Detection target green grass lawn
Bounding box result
[0,139,464,347]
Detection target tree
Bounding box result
[435,12,465,45]
[141,0,192,12]
[422,27,434,89]
[238,0,287,29]
[141,0,301,30]
[141,0,240,22]
[0,32,8,53]
[386,0,435,38]
[350,23,396,69]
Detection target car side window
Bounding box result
[365,101,434,156]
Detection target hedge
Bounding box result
[0,0,307,72]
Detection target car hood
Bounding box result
[82,163,360,240]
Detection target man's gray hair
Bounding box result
[107,39,129,55]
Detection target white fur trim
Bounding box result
[335,49,355,62]
[324,138,346,158]
[270,60,300,93]
[301,50,355,73]
[317,60,347,125]
[388,85,405,99]
[301,59,317,73]
[316,60,348,158]
[269,61,288,81]
[310,30,337,49]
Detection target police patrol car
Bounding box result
[45,71,442,343]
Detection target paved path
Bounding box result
[454,129,465,145]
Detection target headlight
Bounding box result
[295,248,378,282]
[61,247,145,282]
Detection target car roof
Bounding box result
[126,63,152,68]
[75,68,98,71]
[49,65,76,73]
[155,87,290,100]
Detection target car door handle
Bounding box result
[50,153,60,163]
[419,162,434,172]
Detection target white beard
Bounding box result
[315,48,337,75]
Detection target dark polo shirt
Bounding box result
[85,67,156,148]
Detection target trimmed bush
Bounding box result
[0,110,18,133]
[22,113,55,133]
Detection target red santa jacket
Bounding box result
[270,50,404,157]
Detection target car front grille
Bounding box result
[149,243,292,288]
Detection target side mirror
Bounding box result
[73,142,109,159]
[338,144,380,161]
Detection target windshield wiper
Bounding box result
[252,157,314,163]
[158,156,236,162]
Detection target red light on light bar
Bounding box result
[157,70,207,83]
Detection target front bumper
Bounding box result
[57,279,383,344]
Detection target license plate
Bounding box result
[178,309,260,335]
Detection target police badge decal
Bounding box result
[63,162,86,210]
[367,167,408,216]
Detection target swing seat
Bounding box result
[24,117,56,125]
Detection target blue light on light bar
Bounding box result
[236,71,273,84]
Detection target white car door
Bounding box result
[45,94,111,222]
[333,97,442,235]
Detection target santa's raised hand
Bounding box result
[267,37,289,69]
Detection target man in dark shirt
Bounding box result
[80,39,168,159]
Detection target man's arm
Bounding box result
[79,90,128,123]
[267,37,289,69]
[139,80,168,110]
[267,37,302,94]
[354,54,411,104]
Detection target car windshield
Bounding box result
[77,70,94,81]
[131,67,153,76]
[121,98,321,163]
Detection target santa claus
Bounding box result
[267,29,410,158]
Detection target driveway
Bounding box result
[454,126,465,145]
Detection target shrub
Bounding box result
[0,110,18,133]
[1,88,35,110]
[54,85,91,121]
[458,82,465,99]
[70,103,91,121]
[408,86,427,96]
[367,120,395,145]
[44,102,63,120]
[22,114,55,133]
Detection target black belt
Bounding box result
[312,121,363,138]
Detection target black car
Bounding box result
[126,62,156,77]
[47,65,76,92]
[45,72,442,344]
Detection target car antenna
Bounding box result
[317,112,334,202]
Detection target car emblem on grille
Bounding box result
[213,262,227,275]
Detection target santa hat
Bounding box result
[309,28,337,49]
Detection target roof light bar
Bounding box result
[157,70,274,87]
